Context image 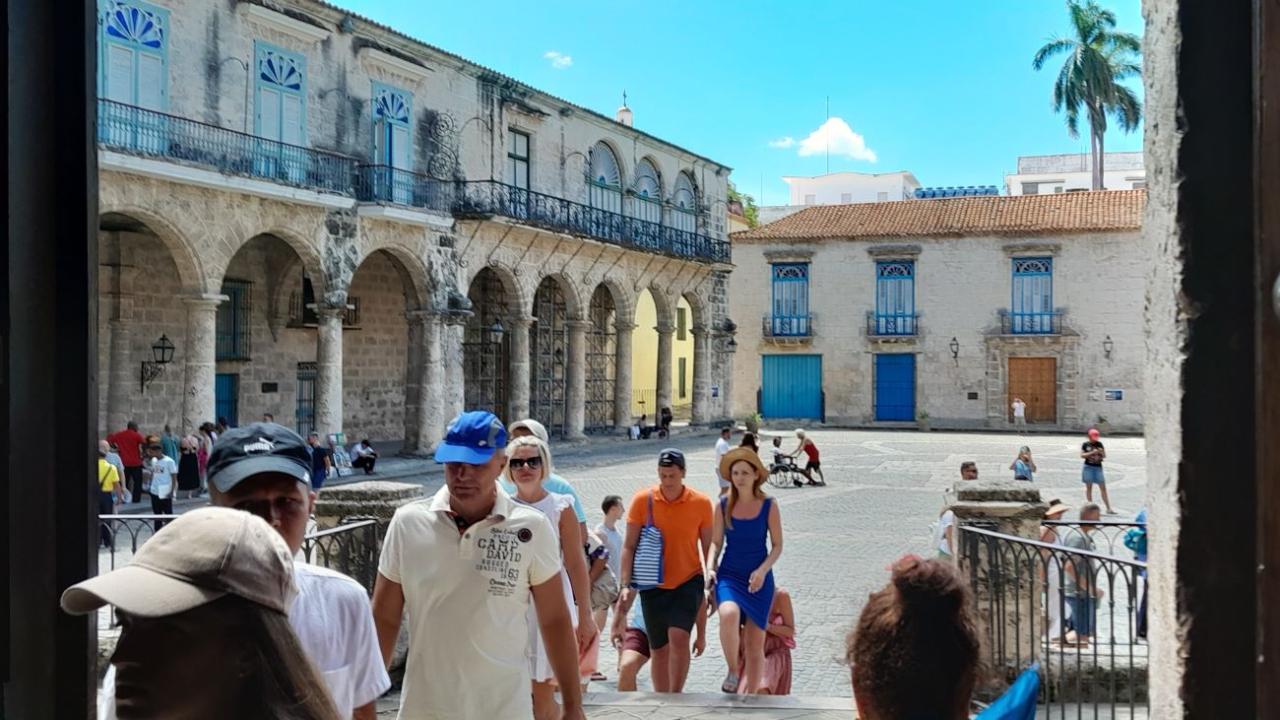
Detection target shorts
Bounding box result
[1068,596,1096,635]
[805,460,821,472]
[622,628,650,658]
[639,574,704,650]
[1014,416,1027,426]
[1082,464,1106,485]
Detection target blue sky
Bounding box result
[340,0,1144,205]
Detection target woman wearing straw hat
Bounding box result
[705,447,784,694]
[1040,499,1073,643]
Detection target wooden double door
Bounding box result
[1007,357,1057,423]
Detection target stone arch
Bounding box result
[594,276,636,324]
[462,262,526,318]
[530,275,573,435]
[585,284,619,431]
[97,207,206,294]
[645,284,676,328]
[464,266,517,422]
[216,226,328,300]
[528,270,584,320]
[680,288,710,330]
[352,244,432,311]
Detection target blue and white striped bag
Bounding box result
[630,492,664,590]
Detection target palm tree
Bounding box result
[1033,1,1142,190]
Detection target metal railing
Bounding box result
[762,313,814,338]
[98,99,356,194]
[1000,308,1066,335]
[355,164,455,213]
[1043,520,1145,558]
[453,180,730,263]
[866,310,919,337]
[959,524,1148,718]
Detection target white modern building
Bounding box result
[729,190,1146,432]
[1004,152,1146,195]
[758,171,922,224]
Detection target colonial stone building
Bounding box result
[729,191,1146,432]
[97,0,734,449]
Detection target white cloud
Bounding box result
[768,136,796,149]
[794,117,877,162]
[543,51,573,69]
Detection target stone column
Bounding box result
[443,316,467,421]
[180,295,223,433]
[106,318,132,431]
[614,321,636,430]
[691,324,711,425]
[315,305,345,441]
[508,316,533,422]
[420,313,446,448]
[949,481,1047,686]
[656,321,674,413]
[565,319,589,440]
[401,310,428,455]
[719,335,736,424]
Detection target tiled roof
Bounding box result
[733,190,1145,241]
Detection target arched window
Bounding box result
[631,159,663,224]
[671,172,698,233]
[588,141,623,213]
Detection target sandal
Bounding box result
[721,671,741,693]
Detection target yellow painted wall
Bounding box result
[630,292,695,419]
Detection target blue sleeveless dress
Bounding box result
[714,497,776,629]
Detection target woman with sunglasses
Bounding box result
[506,435,599,720]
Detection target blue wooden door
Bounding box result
[215,373,239,427]
[874,354,916,421]
[761,355,822,420]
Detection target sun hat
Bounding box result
[657,448,686,470]
[61,507,296,617]
[1044,498,1072,518]
[509,418,550,444]
[434,410,508,464]
[719,446,768,484]
[207,422,312,493]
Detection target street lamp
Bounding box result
[949,337,960,364]
[140,334,175,393]
[1103,335,1115,360]
[487,317,505,344]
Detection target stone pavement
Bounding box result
[374,691,852,718]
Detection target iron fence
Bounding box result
[98,99,356,194]
[865,310,919,337]
[453,180,730,263]
[355,164,455,213]
[1000,308,1066,335]
[1043,520,1145,558]
[959,524,1148,718]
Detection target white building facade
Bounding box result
[729,191,1146,432]
[758,171,922,225]
[96,0,733,448]
[1005,152,1146,195]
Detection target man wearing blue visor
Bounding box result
[371,410,585,719]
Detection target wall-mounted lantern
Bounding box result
[140,334,175,393]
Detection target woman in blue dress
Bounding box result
[706,446,785,694]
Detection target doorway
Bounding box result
[1007,357,1057,423]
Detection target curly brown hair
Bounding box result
[846,556,979,720]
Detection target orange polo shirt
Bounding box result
[627,484,713,589]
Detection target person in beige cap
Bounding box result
[61,507,340,720]
[505,417,589,542]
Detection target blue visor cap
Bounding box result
[434,411,508,465]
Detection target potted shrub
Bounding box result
[918,410,931,432]
[744,412,762,435]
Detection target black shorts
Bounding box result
[806,460,821,472]
[639,574,704,650]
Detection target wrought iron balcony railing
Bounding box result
[97,99,356,194]
[355,164,455,213]
[999,308,1066,335]
[762,313,814,338]
[454,180,730,263]
[866,311,920,337]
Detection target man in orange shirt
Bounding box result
[611,448,713,693]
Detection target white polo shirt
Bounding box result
[379,486,562,720]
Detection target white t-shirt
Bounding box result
[291,562,392,713]
[352,443,376,459]
[935,509,956,556]
[144,456,178,499]
[714,437,732,486]
[1012,400,1027,418]
[379,486,562,720]
[99,563,392,718]
[596,522,623,580]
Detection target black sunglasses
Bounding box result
[508,456,544,470]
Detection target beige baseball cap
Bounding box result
[61,507,296,617]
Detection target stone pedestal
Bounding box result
[565,319,589,439]
[315,305,345,440]
[691,325,711,425]
[950,481,1047,684]
[614,322,636,430]
[313,480,424,528]
[181,295,223,432]
[508,316,533,422]
[656,323,674,413]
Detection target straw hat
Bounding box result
[1044,498,1071,518]
[719,446,768,485]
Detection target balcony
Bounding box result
[762,313,814,341]
[454,180,731,264]
[866,311,919,337]
[355,164,455,213]
[97,99,355,195]
[999,308,1065,335]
